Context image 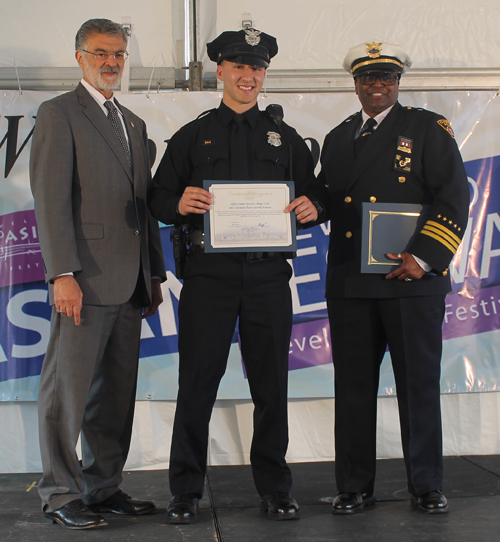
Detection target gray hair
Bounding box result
[75,19,128,51]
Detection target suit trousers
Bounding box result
[38,301,142,513]
[169,250,293,498]
[327,294,446,497]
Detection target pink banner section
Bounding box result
[0,209,44,288]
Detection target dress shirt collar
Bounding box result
[80,79,123,118]
[218,101,260,129]
[360,103,395,128]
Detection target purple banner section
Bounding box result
[284,284,500,374]
[240,318,332,377]
[0,209,44,288]
[288,318,331,371]
[443,284,500,340]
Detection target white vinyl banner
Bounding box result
[1,88,499,401]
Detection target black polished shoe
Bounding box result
[88,489,156,516]
[332,492,375,514]
[166,494,199,524]
[44,499,107,530]
[260,492,300,520]
[412,490,449,514]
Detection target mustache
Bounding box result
[100,66,120,74]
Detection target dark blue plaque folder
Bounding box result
[361,202,428,274]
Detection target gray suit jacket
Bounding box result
[30,83,166,305]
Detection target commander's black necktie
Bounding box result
[230,114,249,180]
[104,100,132,169]
[354,117,377,157]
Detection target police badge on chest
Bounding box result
[394,135,412,172]
[267,131,282,147]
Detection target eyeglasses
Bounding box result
[356,72,400,86]
[81,50,129,61]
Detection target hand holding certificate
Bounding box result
[203,181,297,252]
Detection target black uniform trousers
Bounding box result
[169,249,293,498]
[327,294,446,497]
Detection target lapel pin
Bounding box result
[130,121,135,128]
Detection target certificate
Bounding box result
[203,180,297,252]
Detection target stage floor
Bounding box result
[2,456,500,541]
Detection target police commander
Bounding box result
[318,42,469,515]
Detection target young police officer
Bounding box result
[149,28,320,523]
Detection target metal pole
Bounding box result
[187,0,202,91]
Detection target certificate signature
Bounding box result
[208,183,293,249]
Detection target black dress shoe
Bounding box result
[412,490,449,514]
[44,499,107,530]
[260,492,300,520]
[332,492,375,514]
[166,494,199,524]
[88,489,156,516]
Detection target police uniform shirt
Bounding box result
[149,101,315,229]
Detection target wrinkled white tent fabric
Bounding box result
[208,0,500,70]
[2,393,500,473]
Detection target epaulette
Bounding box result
[342,112,359,124]
[178,108,216,131]
[405,106,455,138]
[196,108,216,120]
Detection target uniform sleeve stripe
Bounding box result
[421,229,457,254]
[422,224,460,251]
[426,220,462,244]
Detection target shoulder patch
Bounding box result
[437,118,455,139]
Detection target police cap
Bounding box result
[343,41,412,76]
[207,28,278,68]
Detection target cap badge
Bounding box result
[267,131,281,147]
[366,42,383,58]
[245,28,262,46]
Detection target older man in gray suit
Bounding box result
[30,18,166,530]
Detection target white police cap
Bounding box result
[343,41,413,76]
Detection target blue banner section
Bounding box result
[0,281,51,383]
[456,156,500,293]
[2,89,500,401]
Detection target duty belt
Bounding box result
[189,229,205,247]
[188,229,278,260]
